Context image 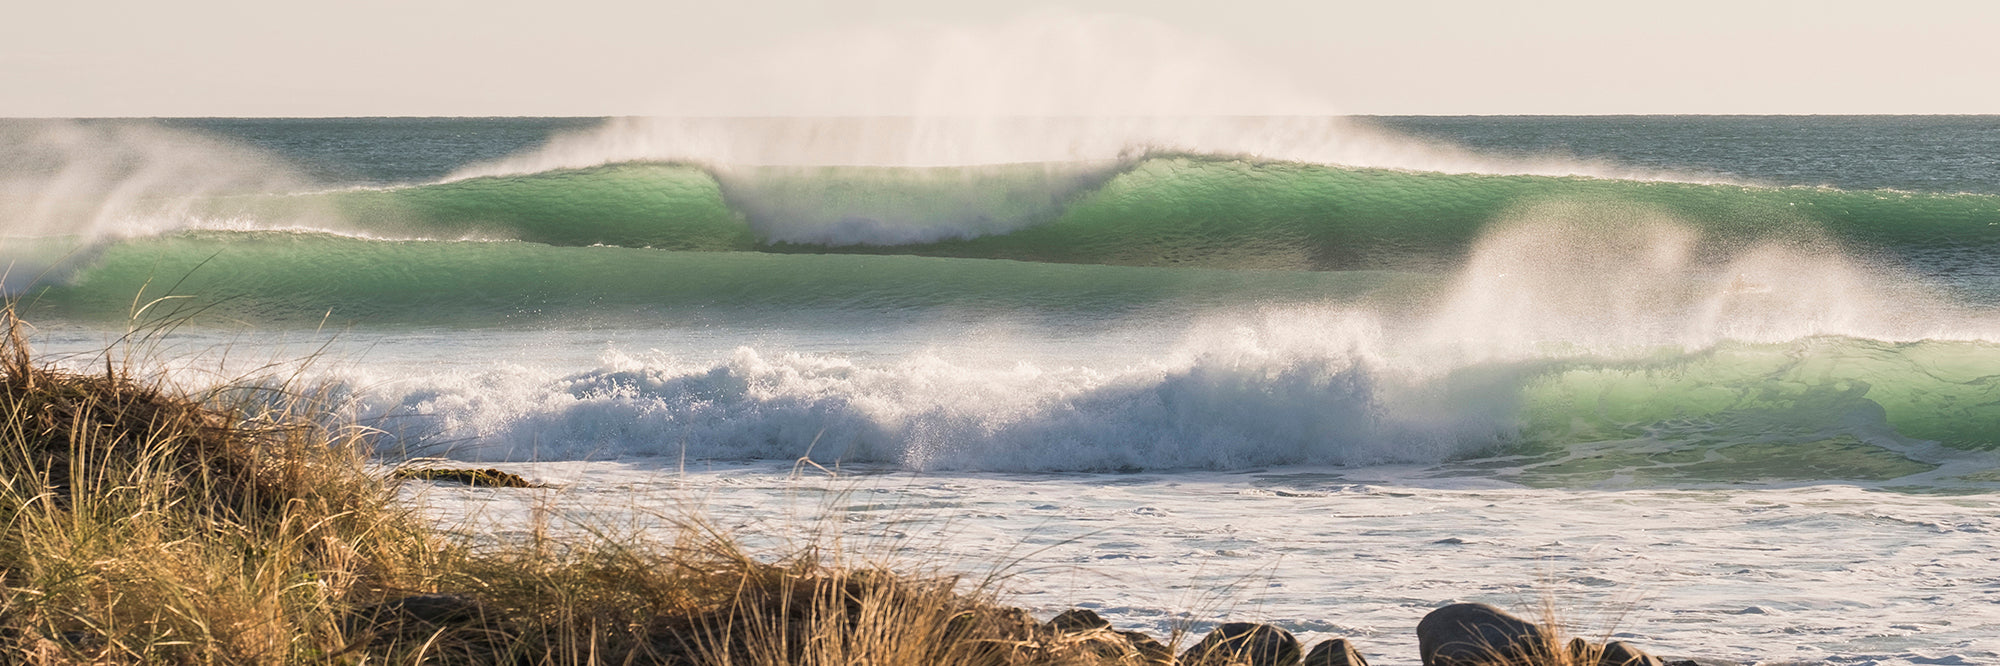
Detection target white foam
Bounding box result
[405,463,2000,666]
[344,311,1516,467]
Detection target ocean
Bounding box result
[3,115,1997,665]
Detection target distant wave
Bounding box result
[13,231,1423,325]
[172,157,2000,270]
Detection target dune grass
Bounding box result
[0,306,1673,666]
[0,311,1129,666]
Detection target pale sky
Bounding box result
[2,0,1995,117]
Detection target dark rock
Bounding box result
[1039,608,1172,665]
[939,606,1042,658]
[1048,608,1112,633]
[1181,622,1302,666]
[1417,603,1549,666]
[1567,637,1667,666]
[1120,630,1176,666]
[1598,640,1665,666]
[1071,631,1173,666]
[1303,637,1368,666]
[391,466,538,488]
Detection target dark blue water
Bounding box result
[153,117,600,185]
[1371,115,2000,195]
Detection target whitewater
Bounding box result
[4,115,1999,665]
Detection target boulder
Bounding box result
[1416,603,1548,666]
[1120,630,1177,665]
[1598,640,1665,666]
[1181,622,1302,666]
[1048,608,1113,633]
[1044,609,1175,666]
[1303,637,1369,666]
[391,466,538,488]
[1567,636,1667,666]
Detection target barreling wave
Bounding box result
[13,231,1430,325]
[203,157,2000,272]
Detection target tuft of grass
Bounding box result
[0,309,1125,665]
[0,307,445,663]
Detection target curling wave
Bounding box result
[255,157,2000,271]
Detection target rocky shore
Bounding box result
[0,318,1736,665]
[359,587,1703,666]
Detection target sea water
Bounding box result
[5,115,1998,665]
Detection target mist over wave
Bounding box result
[447,116,1714,182]
[448,13,1714,182]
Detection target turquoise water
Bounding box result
[4,116,1998,484]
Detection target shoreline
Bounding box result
[4,320,1992,664]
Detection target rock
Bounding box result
[391,466,538,488]
[1120,630,1176,665]
[1303,637,1369,666]
[1567,637,1667,666]
[1416,603,1548,666]
[1070,630,1177,666]
[1181,622,1302,666]
[1048,608,1112,633]
[1044,609,1173,666]
[1598,640,1665,666]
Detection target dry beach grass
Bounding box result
[0,309,1154,665]
[0,308,1671,666]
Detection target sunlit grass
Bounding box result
[0,309,1119,665]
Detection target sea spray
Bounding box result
[321,315,2000,472]
[0,120,322,291]
[340,310,1522,468]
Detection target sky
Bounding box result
[2,0,1996,117]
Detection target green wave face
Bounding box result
[1499,338,2000,482]
[904,158,2000,270]
[251,157,2000,271]
[18,232,1428,326]
[713,162,1124,245]
[320,164,755,250]
[15,155,2000,479]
